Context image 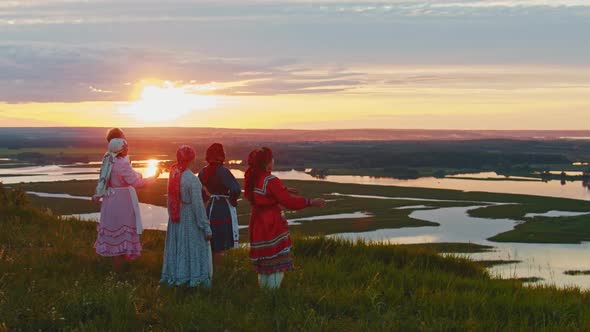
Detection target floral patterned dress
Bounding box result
[161,170,213,287]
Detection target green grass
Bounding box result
[309,167,531,179]
[2,204,590,330]
[448,177,542,182]
[0,164,34,169]
[26,195,99,215]
[468,202,590,244]
[473,260,521,268]
[489,215,590,244]
[397,242,493,253]
[469,202,590,220]
[528,164,589,172]
[564,270,590,276]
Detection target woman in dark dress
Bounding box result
[199,143,241,267]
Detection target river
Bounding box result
[6,161,590,288]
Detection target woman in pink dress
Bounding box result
[93,138,161,271]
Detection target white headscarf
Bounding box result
[94,138,128,198]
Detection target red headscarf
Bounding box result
[106,128,125,142]
[168,145,197,223]
[201,143,226,185]
[244,147,273,203]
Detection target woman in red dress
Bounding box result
[244,147,326,289]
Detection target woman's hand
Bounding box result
[205,233,213,241]
[154,166,163,179]
[91,195,102,204]
[311,198,326,208]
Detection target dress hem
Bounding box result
[160,276,212,288]
[94,240,142,258]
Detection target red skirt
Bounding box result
[249,205,293,274]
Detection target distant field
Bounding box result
[467,203,590,243]
[0,173,47,177]
[2,132,589,181]
[14,178,590,243]
[449,177,542,182]
[0,147,105,156]
[489,214,590,243]
[27,195,99,215]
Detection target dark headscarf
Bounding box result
[201,143,226,185]
[205,143,226,164]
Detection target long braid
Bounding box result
[244,150,259,203]
[244,147,273,205]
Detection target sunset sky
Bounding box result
[1,0,589,129]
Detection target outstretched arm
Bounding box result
[268,177,311,211]
[120,161,156,188]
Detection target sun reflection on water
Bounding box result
[143,159,159,177]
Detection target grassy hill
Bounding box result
[1,185,590,330]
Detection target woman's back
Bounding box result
[200,164,242,252]
[162,168,213,287]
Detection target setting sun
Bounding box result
[143,159,160,177]
[119,81,216,123]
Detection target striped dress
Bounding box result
[248,171,312,274]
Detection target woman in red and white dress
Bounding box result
[244,147,326,289]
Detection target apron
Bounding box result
[108,187,143,234]
[208,194,239,248]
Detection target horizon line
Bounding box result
[2,127,590,132]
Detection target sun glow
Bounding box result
[119,81,216,122]
[143,159,160,178]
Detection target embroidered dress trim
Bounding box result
[160,275,212,288]
[253,175,276,195]
[250,231,290,249]
[253,254,294,274]
[96,225,138,237]
[94,240,142,258]
[250,247,291,261]
[210,218,232,226]
[95,239,141,246]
